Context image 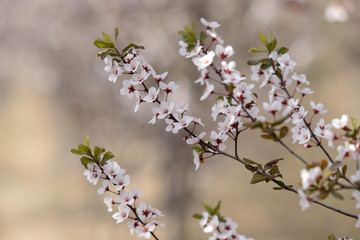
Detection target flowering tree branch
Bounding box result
[72,17,360,239]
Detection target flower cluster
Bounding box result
[90,18,360,239]
[178,18,360,230]
[101,40,209,171]
[194,202,254,240]
[72,138,164,239]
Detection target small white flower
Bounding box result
[215,44,234,59]
[192,51,215,71]
[301,166,322,190]
[159,81,178,95]
[200,18,220,29]
[310,101,327,115]
[83,163,101,185]
[263,100,282,116]
[192,150,200,171]
[200,80,215,101]
[314,119,332,138]
[292,72,310,85]
[203,215,219,233]
[104,195,113,212]
[332,114,348,129]
[97,180,109,195]
[143,87,159,103]
[298,190,311,211]
[277,53,297,71]
[112,205,130,223]
[352,190,360,209]
[356,214,360,228]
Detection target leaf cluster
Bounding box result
[178,22,206,53]
[94,27,144,61]
[247,32,288,70]
[71,136,114,168]
[243,157,284,188]
[193,201,225,222]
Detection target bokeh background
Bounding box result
[1,0,360,239]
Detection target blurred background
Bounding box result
[0,0,360,239]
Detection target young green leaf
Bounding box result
[192,213,203,219]
[78,144,92,156]
[94,39,114,49]
[114,27,119,42]
[202,203,214,215]
[265,38,277,53]
[102,31,113,43]
[85,136,90,148]
[71,148,83,155]
[258,32,268,46]
[81,156,95,168]
[101,151,114,165]
[248,47,267,53]
[213,201,221,215]
[250,173,268,184]
[277,47,289,55]
[94,146,105,161]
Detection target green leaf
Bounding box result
[85,136,90,148]
[81,156,95,168]
[258,32,268,46]
[243,157,259,166]
[200,31,206,42]
[71,148,83,155]
[277,47,289,55]
[268,165,280,176]
[331,190,344,200]
[94,146,105,161]
[121,43,145,55]
[184,35,196,43]
[266,38,277,53]
[261,134,277,141]
[328,234,336,240]
[317,189,329,200]
[78,144,92,156]
[248,47,266,53]
[94,39,114,49]
[247,59,264,65]
[102,31,113,43]
[101,151,114,164]
[264,158,283,170]
[260,58,273,70]
[320,169,332,185]
[213,201,221,215]
[274,180,287,190]
[342,164,347,176]
[192,21,197,36]
[114,27,119,41]
[184,25,193,35]
[178,30,187,38]
[279,126,289,139]
[192,213,203,219]
[202,203,213,214]
[250,173,267,184]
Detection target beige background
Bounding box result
[0,0,360,239]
